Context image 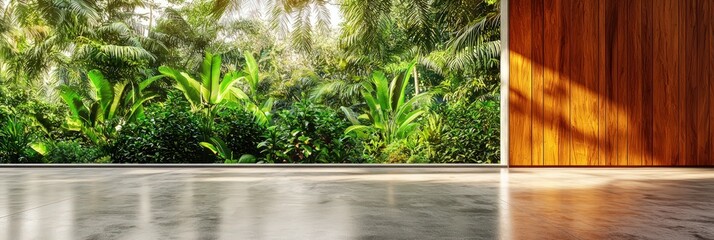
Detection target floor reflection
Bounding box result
[0,168,712,239]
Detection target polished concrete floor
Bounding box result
[0,168,712,240]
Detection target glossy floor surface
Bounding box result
[0,168,712,240]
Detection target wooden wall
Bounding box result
[509,0,714,166]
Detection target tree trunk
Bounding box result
[147,0,154,37]
[412,66,420,95]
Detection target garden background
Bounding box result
[0,0,501,164]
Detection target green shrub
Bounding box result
[381,142,410,163]
[428,100,500,163]
[0,86,65,137]
[43,141,106,163]
[213,106,266,159]
[0,86,64,163]
[375,135,429,164]
[111,93,217,163]
[260,100,361,163]
[0,117,42,163]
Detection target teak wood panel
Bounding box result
[508,0,532,166]
[596,0,606,166]
[509,0,714,166]
[652,0,681,166]
[530,0,545,166]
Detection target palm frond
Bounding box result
[314,0,331,34]
[98,44,156,61]
[290,7,313,53]
[449,10,500,53]
[97,22,137,37]
[340,0,392,55]
[211,0,249,18]
[446,40,500,71]
[36,0,99,27]
[398,0,437,52]
[310,79,363,104]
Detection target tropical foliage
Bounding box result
[0,117,41,163]
[261,100,360,163]
[229,51,274,126]
[0,0,501,164]
[111,92,216,163]
[343,62,428,145]
[426,101,500,163]
[59,70,158,145]
[160,54,232,112]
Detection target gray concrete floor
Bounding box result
[0,168,712,240]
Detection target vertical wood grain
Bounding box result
[708,0,714,166]
[613,0,629,166]
[569,0,599,166]
[585,0,599,166]
[677,0,687,166]
[682,0,698,165]
[641,0,654,166]
[652,0,680,166]
[604,0,620,166]
[563,0,577,165]
[509,0,533,166]
[542,0,562,166]
[699,0,711,166]
[509,0,714,166]
[597,0,608,166]
[685,0,711,166]
[626,0,644,166]
[531,0,545,166]
[585,0,600,166]
[557,0,570,166]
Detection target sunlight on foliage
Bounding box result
[0,0,501,164]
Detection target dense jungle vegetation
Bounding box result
[0,0,501,164]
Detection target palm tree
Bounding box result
[209,0,333,53]
[439,0,501,71]
[1,0,165,99]
[339,0,501,99]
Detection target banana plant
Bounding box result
[159,53,243,137]
[342,61,430,145]
[158,53,242,114]
[159,52,273,125]
[59,70,160,145]
[160,52,272,162]
[231,51,274,126]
